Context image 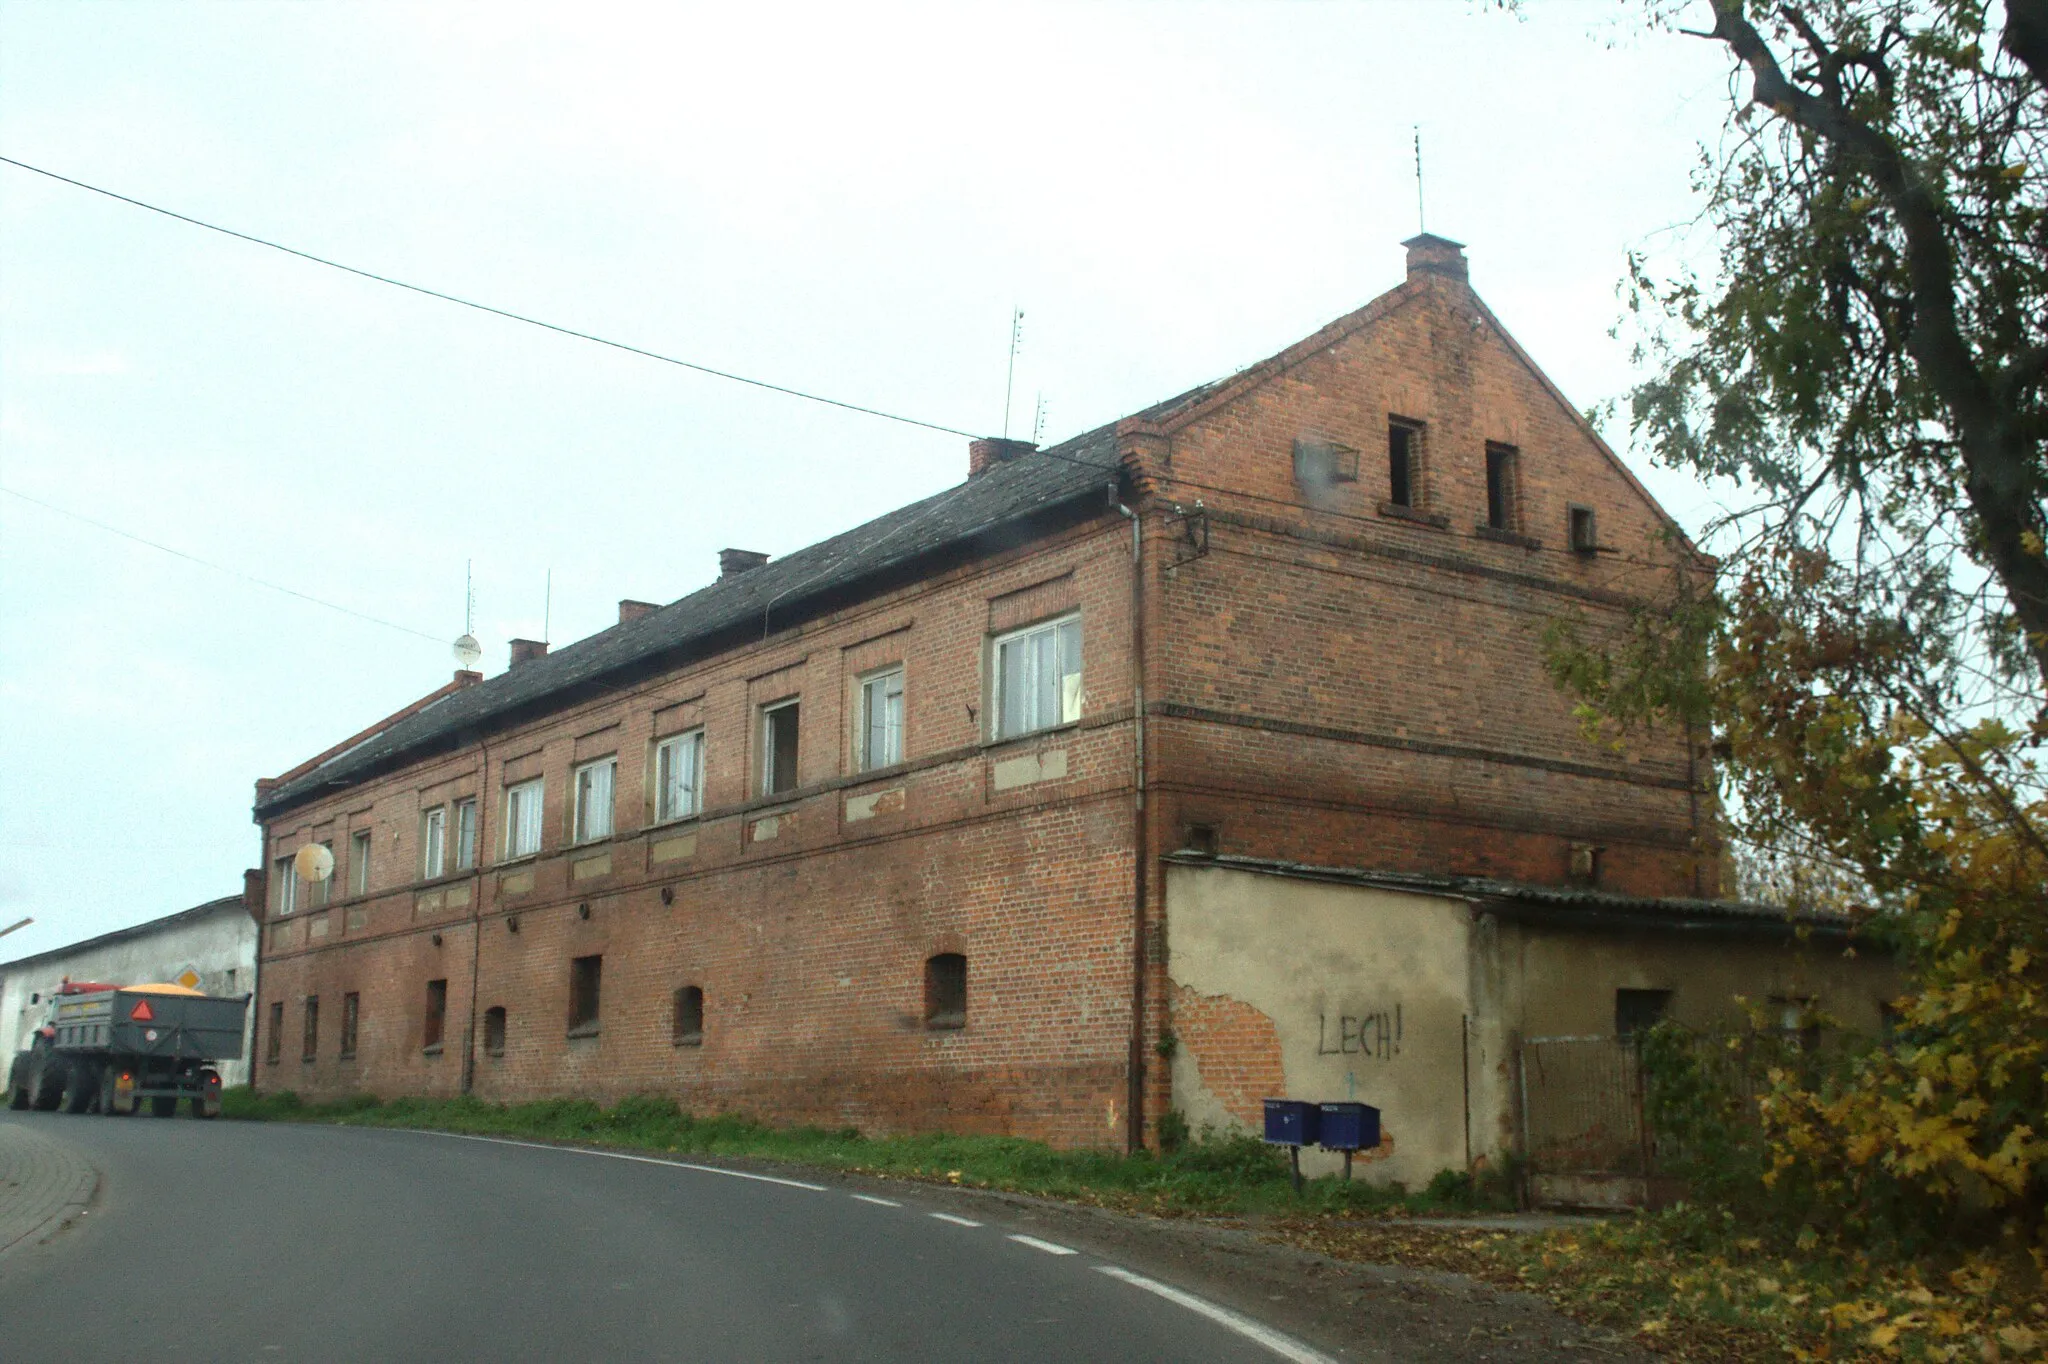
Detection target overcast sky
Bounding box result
[0,0,1741,961]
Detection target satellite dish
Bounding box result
[453,634,483,670]
[294,843,334,883]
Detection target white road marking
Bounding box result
[928,1212,982,1227]
[850,1194,901,1207]
[1095,1266,1338,1364]
[1006,1234,1077,1256]
[411,1130,828,1190]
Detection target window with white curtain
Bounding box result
[859,667,904,771]
[574,758,615,843]
[655,731,703,822]
[454,798,478,870]
[991,615,1082,740]
[504,778,544,859]
[420,807,446,880]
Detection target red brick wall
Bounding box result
[255,254,1713,1148]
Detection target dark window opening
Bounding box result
[1184,823,1219,857]
[1485,445,1517,531]
[1568,843,1602,885]
[483,1006,506,1057]
[673,986,705,1047]
[340,992,360,1059]
[762,701,800,796]
[1615,989,1672,1040]
[924,953,967,1030]
[423,978,448,1052]
[1388,423,1417,507]
[569,955,603,1036]
[302,996,320,1062]
[266,1001,283,1064]
[1768,995,1823,1051]
[1568,504,1598,553]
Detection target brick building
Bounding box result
[251,236,1891,1171]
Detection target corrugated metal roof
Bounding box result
[0,895,249,973]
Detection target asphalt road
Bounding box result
[0,1113,1335,1363]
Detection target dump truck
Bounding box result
[7,980,249,1118]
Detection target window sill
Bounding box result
[413,869,480,894]
[924,1018,966,1032]
[338,1052,356,1062]
[497,852,542,869]
[979,719,1082,755]
[1377,501,1449,530]
[673,1036,704,1048]
[566,1024,601,1040]
[1474,525,1543,551]
[422,1044,444,1057]
[570,833,617,852]
[647,813,702,834]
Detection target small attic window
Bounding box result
[1568,505,1599,554]
[1388,422,1422,507]
[1292,437,1358,489]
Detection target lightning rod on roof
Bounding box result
[543,568,553,645]
[1002,307,1024,439]
[1413,124,1426,234]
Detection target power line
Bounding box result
[0,154,980,441]
[0,484,445,643]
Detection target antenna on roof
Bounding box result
[543,568,552,645]
[1033,392,1048,445]
[1413,124,1426,234]
[452,559,483,670]
[1001,307,1024,439]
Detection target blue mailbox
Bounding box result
[1262,1099,1320,1148]
[1317,1102,1381,1152]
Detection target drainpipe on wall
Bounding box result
[461,734,491,1096]
[1114,488,1148,1153]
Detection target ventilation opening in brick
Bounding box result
[673,985,704,1047]
[924,953,966,1030]
[266,1000,283,1064]
[301,995,319,1062]
[1485,444,1518,531]
[423,978,448,1052]
[1568,842,1603,885]
[483,1005,506,1057]
[568,954,603,1036]
[762,700,800,796]
[1568,504,1598,553]
[1388,422,1420,507]
[1615,988,1672,1039]
[1184,823,1219,857]
[340,991,359,1060]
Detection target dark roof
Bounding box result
[0,895,249,973]
[258,421,1129,818]
[1163,853,1866,937]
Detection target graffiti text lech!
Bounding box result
[1315,1004,1402,1059]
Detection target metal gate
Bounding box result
[1517,1034,1650,1209]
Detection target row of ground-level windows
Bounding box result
[266,954,968,1063]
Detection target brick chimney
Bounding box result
[1403,232,1468,282]
[617,599,658,625]
[508,638,549,667]
[968,437,1036,478]
[453,669,482,687]
[719,549,770,579]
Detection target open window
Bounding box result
[568,955,603,1037]
[483,1005,506,1057]
[924,953,967,1031]
[1615,988,1672,1040]
[1485,444,1519,531]
[991,617,1081,740]
[761,700,800,796]
[1388,421,1423,508]
[673,986,704,1047]
[858,667,905,771]
[574,758,616,843]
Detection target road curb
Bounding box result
[0,1121,99,1265]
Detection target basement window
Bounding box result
[568,955,603,1037]
[302,996,320,1062]
[340,991,359,1060]
[761,700,801,796]
[266,1001,283,1064]
[483,1006,506,1057]
[924,953,967,1031]
[1615,989,1672,1040]
[1485,444,1519,531]
[423,978,448,1053]
[673,986,705,1047]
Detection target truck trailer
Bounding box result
[7,981,249,1118]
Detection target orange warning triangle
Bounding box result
[130,998,155,1022]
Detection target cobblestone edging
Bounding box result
[0,1122,98,1262]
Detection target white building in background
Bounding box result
[0,894,260,1086]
